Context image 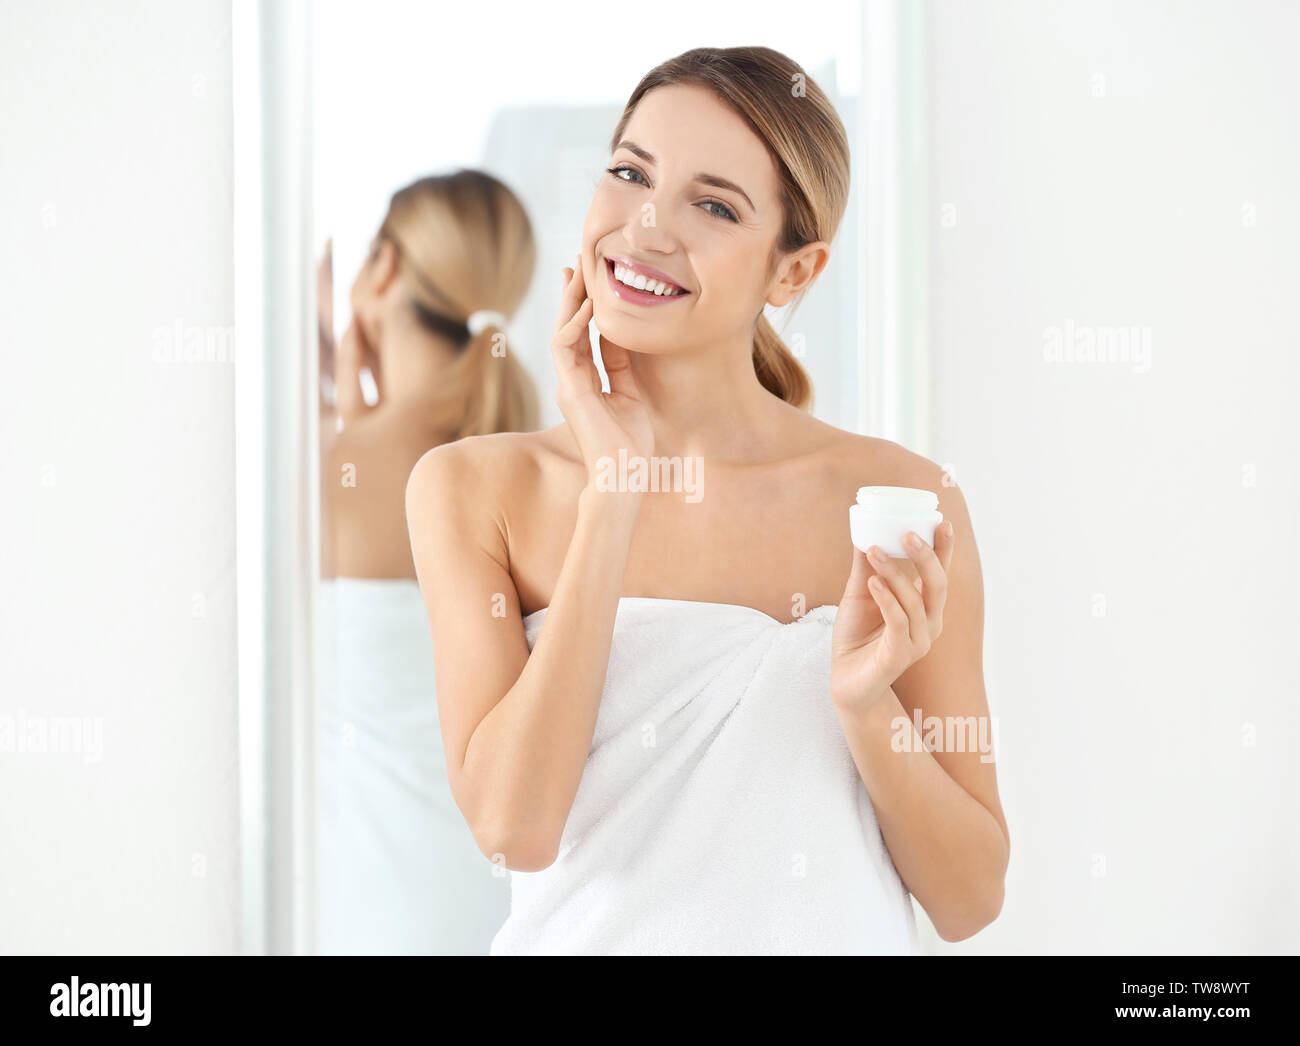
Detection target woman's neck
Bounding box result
[627,335,794,462]
[373,321,460,414]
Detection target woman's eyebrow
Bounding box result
[613,139,756,213]
[694,173,755,213]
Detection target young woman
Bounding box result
[317,170,539,955]
[406,48,1010,955]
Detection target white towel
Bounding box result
[318,577,511,954]
[490,597,920,956]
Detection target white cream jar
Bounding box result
[849,486,944,558]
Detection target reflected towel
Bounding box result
[490,597,920,956]
[318,577,510,954]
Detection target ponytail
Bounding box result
[752,312,813,412]
[433,323,539,439]
[375,169,540,439]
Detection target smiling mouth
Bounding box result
[605,257,689,298]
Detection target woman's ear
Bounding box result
[369,238,401,296]
[766,241,830,308]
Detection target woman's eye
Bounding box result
[606,165,646,186]
[701,199,739,223]
[606,166,737,223]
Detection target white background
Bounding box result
[926,0,1300,953]
[0,0,239,952]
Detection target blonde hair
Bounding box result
[610,47,851,411]
[375,170,539,438]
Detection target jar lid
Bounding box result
[855,485,940,514]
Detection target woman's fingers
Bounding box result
[869,549,930,648]
[351,318,383,400]
[557,294,593,342]
[867,574,908,650]
[841,545,876,608]
[335,320,371,425]
[551,295,598,399]
[554,258,589,335]
[318,239,336,383]
[936,520,956,573]
[554,265,576,333]
[550,255,604,406]
[572,252,586,299]
[553,265,591,353]
[902,529,950,634]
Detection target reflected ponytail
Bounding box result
[432,321,539,438]
[376,169,539,438]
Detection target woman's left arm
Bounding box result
[831,480,1010,943]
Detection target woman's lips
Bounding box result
[603,257,690,308]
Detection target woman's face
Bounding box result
[581,83,791,356]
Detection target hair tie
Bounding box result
[466,309,508,337]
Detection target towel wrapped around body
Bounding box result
[318,577,511,954]
[489,596,921,955]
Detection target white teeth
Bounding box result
[613,263,680,296]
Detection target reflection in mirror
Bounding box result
[316,172,540,954]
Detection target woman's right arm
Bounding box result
[405,256,653,872]
[406,447,640,871]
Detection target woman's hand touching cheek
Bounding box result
[552,255,654,488]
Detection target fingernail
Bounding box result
[868,546,886,566]
[906,532,922,549]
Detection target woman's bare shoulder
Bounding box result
[824,428,944,478]
[406,424,579,520]
[815,427,973,537]
[797,419,965,507]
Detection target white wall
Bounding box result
[926,0,1300,953]
[0,1,239,952]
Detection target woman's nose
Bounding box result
[621,197,678,252]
